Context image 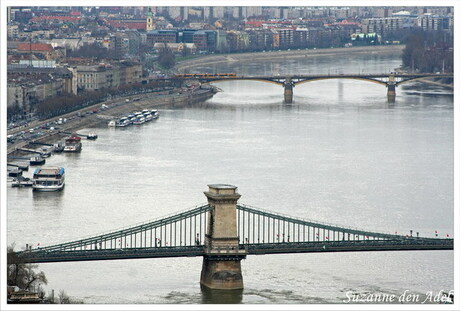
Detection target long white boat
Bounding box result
[32,167,65,192]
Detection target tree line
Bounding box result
[402,29,453,73]
[34,81,174,119]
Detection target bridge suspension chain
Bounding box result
[25,204,212,253]
[236,204,430,244]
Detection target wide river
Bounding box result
[7,51,454,304]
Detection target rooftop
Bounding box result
[208,184,237,189]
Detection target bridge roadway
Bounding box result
[13,238,453,263]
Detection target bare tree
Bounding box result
[7,244,48,291]
[158,44,176,69]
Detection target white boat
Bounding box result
[133,117,145,125]
[108,120,116,127]
[63,135,82,152]
[116,117,131,127]
[143,113,153,121]
[32,167,65,192]
[151,109,160,119]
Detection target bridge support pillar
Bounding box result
[200,184,246,290]
[284,77,294,103]
[200,258,244,290]
[387,84,396,102]
[387,75,396,102]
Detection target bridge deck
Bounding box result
[13,239,452,263]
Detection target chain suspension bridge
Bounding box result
[12,184,453,290]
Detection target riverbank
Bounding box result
[7,88,215,155]
[176,45,405,71]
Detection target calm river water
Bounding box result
[7,52,454,304]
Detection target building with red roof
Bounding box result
[17,43,54,52]
[105,20,146,30]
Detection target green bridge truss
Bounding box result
[11,203,453,263]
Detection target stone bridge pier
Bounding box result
[284,77,294,103]
[387,74,396,102]
[200,184,247,290]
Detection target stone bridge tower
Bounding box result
[200,184,247,290]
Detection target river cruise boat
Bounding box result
[143,113,153,121]
[63,135,82,152]
[116,117,131,127]
[32,167,65,191]
[151,109,160,119]
[30,156,45,165]
[133,116,145,125]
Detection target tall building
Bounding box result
[361,17,406,35]
[417,15,452,31]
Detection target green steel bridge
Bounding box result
[13,202,453,264]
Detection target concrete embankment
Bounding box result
[7,88,215,156]
[177,45,405,71]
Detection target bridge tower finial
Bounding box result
[200,184,246,290]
